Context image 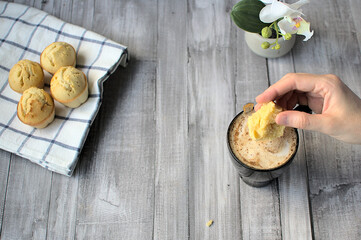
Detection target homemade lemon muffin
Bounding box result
[247,101,285,140]
[8,59,44,93]
[50,66,88,108]
[17,87,55,128]
[40,42,76,74]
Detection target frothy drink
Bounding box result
[228,110,297,170]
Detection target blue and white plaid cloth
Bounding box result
[0,2,129,176]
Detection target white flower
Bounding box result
[259,0,314,41]
[278,16,313,41]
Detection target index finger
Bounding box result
[256,73,321,104]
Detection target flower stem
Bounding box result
[267,21,279,46]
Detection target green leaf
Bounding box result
[231,0,269,33]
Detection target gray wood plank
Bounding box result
[91,0,157,61]
[1,156,52,239]
[75,60,156,239]
[0,151,11,233]
[187,1,241,239]
[31,0,52,12]
[234,30,283,239]
[268,55,313,239]
[70,0,95,30]
[47,174,78,240]
[49,0,73,20]
[278,130,313,240]
[70,1,157,238]
[350,0,361,49]
[294,0,361,239]
[153,1,189,239]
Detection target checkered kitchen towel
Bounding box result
[0,2,129,176]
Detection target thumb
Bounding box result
[276,111,326,132]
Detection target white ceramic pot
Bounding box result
[244,31,296,58]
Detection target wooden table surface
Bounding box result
[1,0,361,239]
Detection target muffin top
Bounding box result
[40,42,76,74]
[17,87,55,126]
[247,101,285,140]
[50,66,87,102]
[8,59,44,93]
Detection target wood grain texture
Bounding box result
[187,1,241,239]
[71,3,159,237]
[0,151,10,233]
[153,1,188,239]
[268,53,313,240]
[75,61,156,239]
[70,0,95,30]
[1,156,52,239]
[278,129,313,240]
[234,31,283,240]
[1,0,361,239]
[93,0,158,61]
[293,0,361,239]
[350,0,361,50]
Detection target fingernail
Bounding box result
[277,114,288,126]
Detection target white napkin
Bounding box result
[0,1,129,176]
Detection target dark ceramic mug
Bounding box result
[226,105,310,187]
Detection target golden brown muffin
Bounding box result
[40,42,76,74]
[8,59,44,93]
[50,66,88,108]
[17,87,55,128]
[247,101,285,140]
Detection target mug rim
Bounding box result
[227,110,299,172]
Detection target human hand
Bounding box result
[255,73,361,144]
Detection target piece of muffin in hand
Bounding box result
[8,59,44,93]
[247,101,285,140]
[17,87,55,128]
[40,42,76,75]
[50,66,88,108]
